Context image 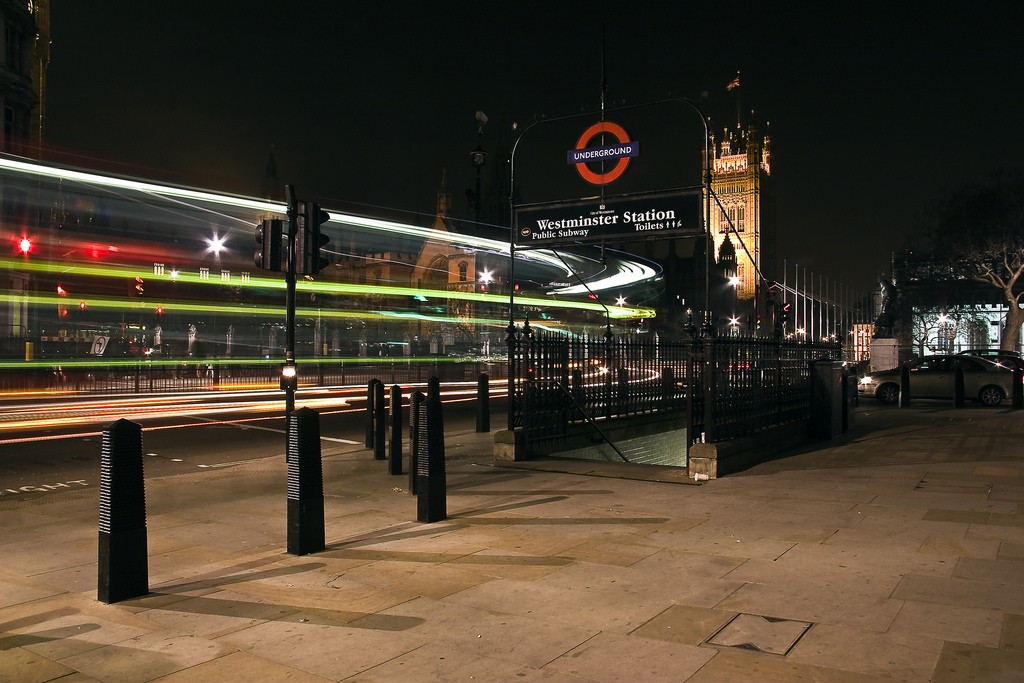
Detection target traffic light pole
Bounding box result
[284,185,298,416]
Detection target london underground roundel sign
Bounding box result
[568,121,639,185]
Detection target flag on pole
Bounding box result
[726,73,740,91]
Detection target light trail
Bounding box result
[0,258,653,320]
[0,383,494,442]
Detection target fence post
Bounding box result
[702,338,716,443]
[389,384,403,475]
[287,407,325,556]
[661,367,674,410]
[98,419,148,604]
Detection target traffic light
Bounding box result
[17,237,32,255]
[254,218,283,271]
[294,202,330,275]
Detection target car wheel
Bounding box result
[876,383,900,404]
[978,385,1005,407]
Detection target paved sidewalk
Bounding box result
[2,404,1024,681]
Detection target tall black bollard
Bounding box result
[954,366,965,408]
[427,375,444,441]
[409,390,424,495]
[374,380,386,460]
[365,379,380,448]
[98,419,148,604]
[416,393,447,523]
[476,372,490,432]
[899,364,911,407]
[389,384,403,475]
[287,407,325,556]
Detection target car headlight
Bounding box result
[860,375,873,385]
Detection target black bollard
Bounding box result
[899,363,911,407]
[476,372,490,432]
[98,419,148,604]
[427,376,444,430]
[1014,366,1023,410]
[287,407,325,556]
[389,384,403,475]
[374,380,386,460]
[416,393,447,523]
[365,379,380,448]
[409,390,424,495]
[954,366,965,408]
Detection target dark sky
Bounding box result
[45,1,1024,293]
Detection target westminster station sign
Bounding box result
[515,190,702,247]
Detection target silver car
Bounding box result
[858,355,1014,406]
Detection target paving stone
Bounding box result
[544,630,713,682]
[631,604,735,646]
[791,622,941,681]
[686,648,891,682]
[999,613,1024,651]
[931,641,1024,682]
[893,574,1024,613]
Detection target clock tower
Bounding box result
[707,122,772,301]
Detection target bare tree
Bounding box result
[927,171,1024,352]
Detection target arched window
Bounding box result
[458,261,468,282]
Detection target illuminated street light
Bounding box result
[206,235,226,255]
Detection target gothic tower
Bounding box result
[0,0,47,154]
[707,122,772,301]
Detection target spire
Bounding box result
[437,168,451,218]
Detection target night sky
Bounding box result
[44,1,1024,294]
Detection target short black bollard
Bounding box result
[389,384,403,475]
[1014,366,1023,410]
[287,407,325,556]
[98,419,148,604]
[899,364,911,407]
[408,390,424,495]
[374,379,386,460]
[954,366,965,408]
[365,379,380,448]
[476,372,490,432]
[416,393,447,523]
